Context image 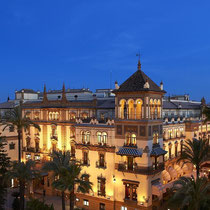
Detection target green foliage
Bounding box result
[26,198,54,210]
[177,138,209,177]
[2,105,41,132]
[7,160,40,210]
[0,137,11,209]
[42,151,92,210]
[7,160,40,183]
[203,107,210,122]
[168,176,210,210]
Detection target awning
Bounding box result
[162,170,171,182]
[150,147,167,157]
[174,165,183,176]
[167,166,177,179]
[116,147,142,157]
[152,182,165,196]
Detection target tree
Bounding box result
[0,137,11,209]
[177,138,209,178]
[42,151,92,210]
[2,105,40,162]
[168,176,210,210]
[203,106,210,123]
[42,151,71,210]
[63,162,92,210]
[7,160,40,210]
[26,198,54,210]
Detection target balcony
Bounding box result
[118,113,144,120]
[117,162,164,175]
[96,161,107,169]
[124,198,137,205]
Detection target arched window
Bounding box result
[131,134,136,145]
[153,132,159,144]
[128,99,134,119]
[157,99,161,118]
[150,99,154,119]
[81,131,90,144]
[119,99,126,119]
[97,132,107,146]
[136,99,143,119]
[49,112,52,120]
[125,133,136,147]
[168,129,172,139]
[154,99,158,119]
[97,132,102,144]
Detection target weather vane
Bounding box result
[136,50,141,60]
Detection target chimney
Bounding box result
[143,80,150,89]
[115,81,119,89]
[160,81,163,90]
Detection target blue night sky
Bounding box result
[0,0,210,102]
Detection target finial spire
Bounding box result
[62,83,67,102]
[43,84,48,103]
[136,51,141,71]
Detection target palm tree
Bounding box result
[168,176,210,210]
[62,162,92,210]
[42,151,92,210]
[203,106,210,123]
[42,151,71,210]
[1,105,40,162]
[177,138,209,178]
[7,160,40,210]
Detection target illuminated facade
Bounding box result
[1,61,210,210]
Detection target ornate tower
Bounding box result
[113,60,167,208]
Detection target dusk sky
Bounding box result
[0,1,210,102]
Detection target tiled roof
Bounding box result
[116,147,142,157]
[16,89,37,93]
[150,144,167,156]
[97,98,115,109]
[163,100,201,110]
[114,69,165,93]
[0,101,16,109]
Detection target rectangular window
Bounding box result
[83,151,88,165]
[9,143,15,150]
[99,203,105,210]
[121,206,127,210]
[98,177,106,197]
[127,157,134,171]
[99,154,105,167]
[83,199,89,206]
[124,183,137,201]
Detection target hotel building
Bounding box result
[0,60,209,210]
